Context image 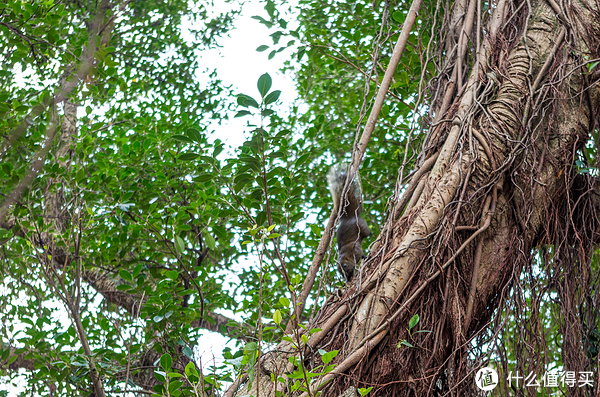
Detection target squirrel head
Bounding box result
[337,254,355,281]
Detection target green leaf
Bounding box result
[273,309,282,325]
[175,236,185,255]
[237,94,260,108]
[264,90,281,105]
[132,264,143,278]
[257,73,272,97]
[392,11,406,23]
[160,353,173,371]
[256,45,269,52]
[397,340,413,348]
[204,233,216,250]
[243,342,258,365]
[172,134,194,143]
[251,15,273,28]
[320,350,338,365]
[235,110,252,118]
[178,153,200,161]
[119,270,133,282]
[154,370,166,384]
[310,224,321,236]
[265,1,276,17]
[186,128,203,143]
[185,362,198,377]
[279,297,290,307]
[168,379,183,393]
[182,346,193,358]
[194,173,214,182]
[408,314,419,329]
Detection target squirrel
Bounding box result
[328,164,371,281]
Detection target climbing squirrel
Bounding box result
[328,165,371,281]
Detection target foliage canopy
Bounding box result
[1,0,598,395]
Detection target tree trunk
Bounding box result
[230,0,600,394]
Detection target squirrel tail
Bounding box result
[327,164,364,215]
